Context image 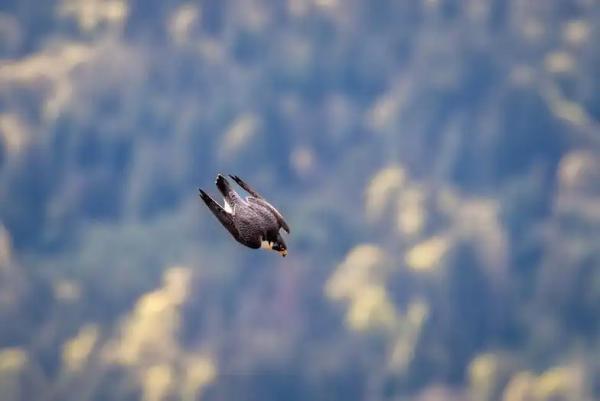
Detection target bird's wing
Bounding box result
[229,175,264,199]
[198,189,238,238]
[229,175,290,234]
[247,196,290,234]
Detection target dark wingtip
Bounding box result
[198,189,208,203]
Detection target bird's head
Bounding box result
[272,240,288,257]
[262,234,288,257]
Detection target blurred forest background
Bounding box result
[0,0,599,400]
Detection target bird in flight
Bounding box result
[199,174,290,257]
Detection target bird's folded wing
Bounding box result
[229,175,263,199]
[247,196,290,234]
[199,189,239,237]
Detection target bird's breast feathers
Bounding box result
[260,239,274,250]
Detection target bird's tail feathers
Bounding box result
[216,174,232,197]
[216,173,244,206]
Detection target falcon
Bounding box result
[198,174,290,257]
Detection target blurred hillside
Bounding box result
[0,0,599,400]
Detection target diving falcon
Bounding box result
[198,174,290,257]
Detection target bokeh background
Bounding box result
[1,0,599,400]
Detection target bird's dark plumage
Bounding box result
[199,174,290,256]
